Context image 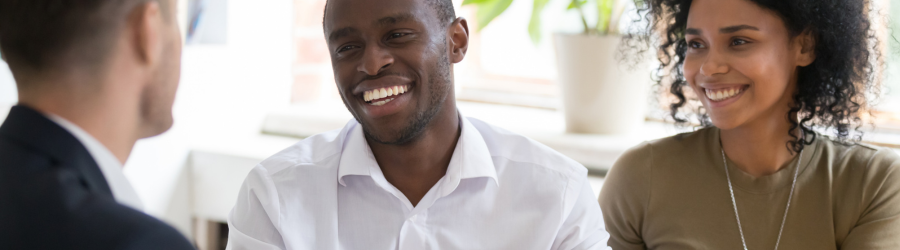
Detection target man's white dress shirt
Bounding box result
[46,113,144,211]
[227,116,610,250]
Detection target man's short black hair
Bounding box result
[324,0,457,28]
[427,0,456,26]
[0,0,171,75]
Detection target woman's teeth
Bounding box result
[706,87,744,102]
[370,98,394,106]
[364,85,408,106]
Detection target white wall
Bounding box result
[0,61,17,120]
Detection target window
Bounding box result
[878,0,900,131]
[289,0,608,110]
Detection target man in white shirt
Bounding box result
[226,0,610,249]
[0,0,193,249]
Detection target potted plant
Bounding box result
[463,0,651,135]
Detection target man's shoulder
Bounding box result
[8,193,194,249]
[467,117,587,180]
[62,200,195,250]
[0,141,193,249]
[0,136,53,175]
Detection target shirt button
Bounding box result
[410,215,418,221]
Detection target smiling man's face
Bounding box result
[324,0,455,145]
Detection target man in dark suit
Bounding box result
[0,0,195,249]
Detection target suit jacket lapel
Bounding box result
[0,105,114,198]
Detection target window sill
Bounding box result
[263,101,900,174]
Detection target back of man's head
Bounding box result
[0,0,175,80]
[0,0,184,155]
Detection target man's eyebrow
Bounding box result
[328,27,359,42]
[375,13,416,27]
[720,25,759,33]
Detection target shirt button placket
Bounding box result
[399,213,428,250]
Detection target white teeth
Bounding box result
[706,87,743,101]
[371,98,395,106]
[363,85,410,102]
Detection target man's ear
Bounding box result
[448,17,469,64]
[796,29,816,67]
[130,1,164,66]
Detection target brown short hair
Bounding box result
[0,0,172,75]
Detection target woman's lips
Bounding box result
[704,85,748,102]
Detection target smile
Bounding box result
[363,85,409,106]
[705,86,746,102]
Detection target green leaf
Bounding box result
[471,0,515,32]
[567,0,587,10]
[528,0,551,44]
[596,0,614,34]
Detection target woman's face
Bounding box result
[683,0,815,130]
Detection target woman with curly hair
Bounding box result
[598,0,900,249]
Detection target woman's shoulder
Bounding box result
[601,127,717,208]
[650,126,716,151]
[817,136,900,209]
[616,126,716,165]
[816,135,900,175]
[817,137,900,237]
[610,127,716,180]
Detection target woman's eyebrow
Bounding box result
[685,25,759,36]
[686,28,701,35]
[720,25,759,33]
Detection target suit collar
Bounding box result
[0,105,113,197]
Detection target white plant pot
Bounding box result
[553,34,651,135]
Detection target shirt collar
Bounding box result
[45,113,145,211]
[337,114,498,189]
[336,121,376,186]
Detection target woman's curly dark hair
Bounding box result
[630,0,881,153]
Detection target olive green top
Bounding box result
[599,127,900,250]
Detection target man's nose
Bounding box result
[358,45,394,75]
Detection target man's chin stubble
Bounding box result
[363,103,441,145]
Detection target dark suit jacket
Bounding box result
[0,105,195,250]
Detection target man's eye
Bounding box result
[337,45,356,53]
[388,33,408,39]
[731,39,749,46]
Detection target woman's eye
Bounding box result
[688,41,705,49]
[731,38,749,46]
